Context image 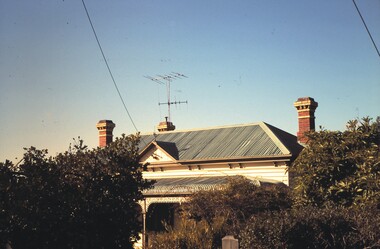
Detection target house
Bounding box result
[96,96,318,248]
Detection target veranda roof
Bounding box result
[143,176,283,196]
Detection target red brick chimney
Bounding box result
[294,97,318,144]
[96,120,115,147]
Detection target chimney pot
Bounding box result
[157,117,175,132]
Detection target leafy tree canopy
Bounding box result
[291,117,380,207]
[0,134,153,249]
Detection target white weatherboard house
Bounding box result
[96,97,318,248]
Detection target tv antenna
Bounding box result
[145,72,188,122]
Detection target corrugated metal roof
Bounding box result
[144,176,263,195]
[139,122,302,161]
[143,176,284,196]
[143,176,230,195]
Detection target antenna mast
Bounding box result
[145,72,188,122]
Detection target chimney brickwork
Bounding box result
[96,120,115,147]
[294,97,318,144]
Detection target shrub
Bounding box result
[240,205,380,249]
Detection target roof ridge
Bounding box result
[259,122,291,155]
[140,122,264,135]
[261,122,304,156]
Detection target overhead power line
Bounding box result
[352,0,380,59]
[81,0,139,132]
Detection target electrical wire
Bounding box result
[81,0,139,132]
[352,0,380,59]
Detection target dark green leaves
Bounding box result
[0,134,153,249]
[291,117,380,207]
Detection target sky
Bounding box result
[0,0,379,162]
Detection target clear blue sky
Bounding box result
[1,0,379,162]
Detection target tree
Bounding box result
[0,134,153,249]
[290,117,380,207]
[0,160,16,249]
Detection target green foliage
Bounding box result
[185,176,291,233]
[0,134,153,249]
[240,204,380,249]
[148,176,292,249]
[148,218,218,249]
[291,117,380,207]
[0,160,16,249]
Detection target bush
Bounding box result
[240,205,380,249]
[184,176,292,234]
[147,218,220,249]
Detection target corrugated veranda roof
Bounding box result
[143,176,285,196]
[143,176,230,195]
